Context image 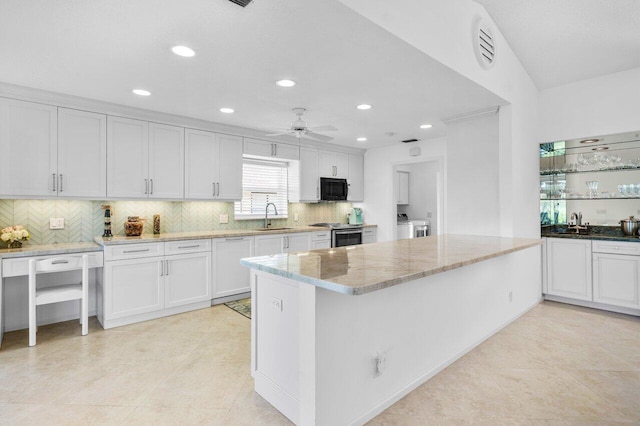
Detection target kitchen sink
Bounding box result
[254,227,292,231]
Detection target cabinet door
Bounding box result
[212,236,254,298]
[0,98,57,197]
[319,150,336,177]
[274,142,299,160]
[254,235,284,256]
[347,154,364,202]
[593,253,640,308]
[149,123,184,199]
[165,252,212,308]
[216,133,243,200]
[107,116,149,198]
[285,233,311,253]
[299,147,319,201]
[243,138,274,157]
[184,129,216,200]
[397,171,409,205]
[362,228,377,244]
[334,152,349,178]
[57,108,106,198]
[104,257,164,320]
[546,238,592,301]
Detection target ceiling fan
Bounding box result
[266,108,337,142]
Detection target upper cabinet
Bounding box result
[397,171,409,205]
[319,150,348,178]
[0,98,57,197]
[107,117,184,199]
[298,146,320,202]
[243,138,299,160]
[184,129,242,201]
[57,108,107,198]
[347,154,364,202]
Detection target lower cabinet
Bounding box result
[212,236,254,300]
[546,238,592,301]
[254,232,311,256]
[101,239,211,328]
[311,230,331,250]
[362,227,377,244]
[593,253,640,309]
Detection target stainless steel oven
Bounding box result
[332,227,362,247]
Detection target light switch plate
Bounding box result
[50,217,64,229]
[219,214,229,224]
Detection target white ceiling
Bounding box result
[0,0,505,149]
[475,0,640,90]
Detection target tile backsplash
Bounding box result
[0,200,353,245]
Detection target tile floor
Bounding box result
[0,301,638,425]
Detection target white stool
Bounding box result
[28,255,89,346]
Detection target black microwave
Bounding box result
[320,177,348,201]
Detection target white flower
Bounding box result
[1,233,9,242]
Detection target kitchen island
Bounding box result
[241,235,542,426]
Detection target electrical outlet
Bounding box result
[219,214,228,224]
[294,213,299,222]
[271,297,283,311]
[49,218,64,229]
[375,352,387,377]
[427,212,432,218]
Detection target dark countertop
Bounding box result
[541,225,640,242]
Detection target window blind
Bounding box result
[234,159,289,218]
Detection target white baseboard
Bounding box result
[544,294,640,316]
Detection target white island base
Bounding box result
[247,243,541,425]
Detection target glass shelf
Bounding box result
[540,166,640,176]
[541,197,640,201]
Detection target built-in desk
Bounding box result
[0,242,103,347]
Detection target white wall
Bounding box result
[359,138,446,242]
[539,67,640,143]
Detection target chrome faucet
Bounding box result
[568,212,588,233]
[570,212,582,226]
[265,202,278,229]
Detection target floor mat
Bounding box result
[223,298,251,319]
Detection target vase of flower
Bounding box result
[1,225,30,249]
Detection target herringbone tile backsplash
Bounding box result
[0,200,353,245]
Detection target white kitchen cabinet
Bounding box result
[104,256,164,320]
[165,251,212,308]
[212,236,254,299]
[243,138,299,160]
[107,116,149,198]
[57,108,107,198]
[0,98,57,197]
[254,232,311,256]
[397,171,409,205]
[546,238,592,301]
[184,129,242,200]
[362,227,377,244]
[297,146,320,202]
[148,123,184,199]
[347,154,364,202]
[319,150,348,178]
[593,252,640,309]
[311,230,331,249]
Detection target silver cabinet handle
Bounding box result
[144,179,148,195]
[225,237,244,241]
[159,261,164,276]
[274,144,277,156]
[165,260,169,276]
[216,182,220,197]
[52,173,57,192]
[51,259,69,264]
[213,182,216,197]
[178,244,200,249]
[316,186,319,199]
[59,174,63,192]
[150,179,154,195]
[123,248,150,253]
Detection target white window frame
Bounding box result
[234,158,289,220]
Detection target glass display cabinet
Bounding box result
[540,131,640,226]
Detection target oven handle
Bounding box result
[333,229,363,235]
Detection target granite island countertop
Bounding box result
[240,234,541,295]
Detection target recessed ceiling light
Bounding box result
[356,137,367,142]
[580,138,599,144]
[356,104,372,110]
[132,89,151,96]
[275,79,296,87]
[171,45,195,57]
[420,124,433,129]
[220,107,234,114]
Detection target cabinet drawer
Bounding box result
[312,231,331,241]
[363,228,377,236]
[165,239,211,255]
[104,242,164,261]
[592,240,640,255]
[2,251,104,278]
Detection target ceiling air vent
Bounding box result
[473,18,496,69]
[228,0,253,7]
[402,138,418,143]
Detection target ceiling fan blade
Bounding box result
[309,125,338,132]
[303,131,334,142]
[265,131,292,137]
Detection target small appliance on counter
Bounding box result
[348,208,363,225]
